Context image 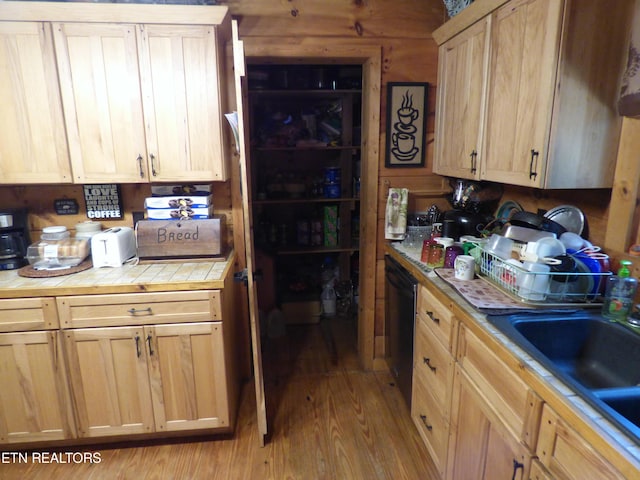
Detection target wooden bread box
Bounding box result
[136,216,227,259]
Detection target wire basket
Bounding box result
[443,0,474,17]
[477,247,611,305]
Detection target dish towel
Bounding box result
[385,188,408,240]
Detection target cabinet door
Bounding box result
[447,365,532,480]
[64,326,155,437]
[433,17,488,180]
[0,331,75,444]
[536,404,625,480]
[481,0,563,187]
[457,323,542,450]
[0,22,72,184]
[53,22,149,183]
[138,25,229,182]
[147,322,230,432]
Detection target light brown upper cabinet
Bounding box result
[433,18,489,181]
[433,0,633,189]
[0,22,73,184]
[54,22,230,183]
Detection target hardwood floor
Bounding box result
[1,316,439,479]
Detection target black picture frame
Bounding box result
[83,184,124,220]
[384,82,429,168]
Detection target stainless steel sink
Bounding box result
[486,311,640,444]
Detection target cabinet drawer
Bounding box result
[536,404,625,480]
[57,290,222,328]
[412,373,449,478]
[417,283,455,350]
[414,315,454,413]
[457,323,542,449]
[0,297,58,332]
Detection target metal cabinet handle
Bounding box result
[128,307,153,316]
[470,150,477,174]
[426,310,440,324]
[423,357,437,373]
[529,149,539,180]
[135,335,141,358]
[137,154,144,178]
[419,414,433,431]
[146,334,154,356]
[150,153,158,177]
[511,459,524,480]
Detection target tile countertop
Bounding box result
[0,251,235,298]
[386,241,640,473]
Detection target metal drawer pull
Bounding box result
[511,459,524,480]
[136,154,144,178]
[423,357,437,373]
[470,150,477,174]
[147,334,154,356]
[426,311,440,324]
[529,149,539,180]
[135,335,141,358]
[150,154,158,177]
[128,307,153,316]
[419,414,433,431]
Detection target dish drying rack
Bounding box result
[477,246,612,306]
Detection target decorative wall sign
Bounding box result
[83,184,124,220]
[54,198,79,215]
[385,82,429,168]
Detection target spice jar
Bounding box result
[427,237,454,269]
[444,244,464,268]
[427,242,444,268]
[421,239,434,263]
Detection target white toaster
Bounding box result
[91,227,137,268]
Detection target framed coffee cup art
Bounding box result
[385,82,428,168]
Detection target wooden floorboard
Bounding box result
[1,316,439,479]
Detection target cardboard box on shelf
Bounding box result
[145,205,213,220]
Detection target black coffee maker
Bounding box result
[0,208,31,270]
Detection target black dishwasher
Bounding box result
[384,255,418,409]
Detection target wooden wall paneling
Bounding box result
[227,0,446,39]
[605,117,640,253]
[500,185,611,248]
[373,256,386,365]
[0,183,235,248]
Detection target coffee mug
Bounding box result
[454,255,475,280]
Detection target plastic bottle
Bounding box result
[602,260,638,322]
[321,283,337,316]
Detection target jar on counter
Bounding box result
[444,244,464,268]
[427,243,444,268]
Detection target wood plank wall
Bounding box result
[0,183,234,247]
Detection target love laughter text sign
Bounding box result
[83,184,124,220]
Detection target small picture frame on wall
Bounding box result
[384,82,429,168]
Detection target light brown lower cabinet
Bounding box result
[0,330,76,444]
[64,322,230,438]
[447,365,533,480]
[535,403,625,480]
